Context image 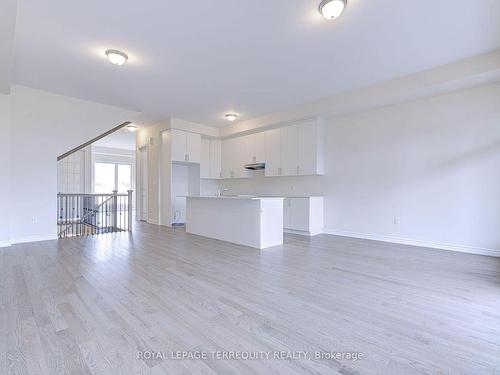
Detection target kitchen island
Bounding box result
[185,196,284,249]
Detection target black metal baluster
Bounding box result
[65,195,68,238]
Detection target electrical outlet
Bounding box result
[32,216,38,224]
[394,216,401,225]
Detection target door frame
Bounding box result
[137,145,149,222]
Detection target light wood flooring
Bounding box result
[2,221,500,374]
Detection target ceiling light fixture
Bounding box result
[319,0,347,20]
[225,113,238,122]
[105,49,128,66]
[125,124,138,132]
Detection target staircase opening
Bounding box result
[56,122,137,238]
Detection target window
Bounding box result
[94,162,133,193]
[94,163,116,193]
[117,164,132,193]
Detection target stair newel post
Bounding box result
[112,190,118,230]
[127,190,133,232]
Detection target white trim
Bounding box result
[323,228,500,258]
[92,145,136,157]
[284,228,323,237]
[11,234,58,245]
[0,240,11,248]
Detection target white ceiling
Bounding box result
[93,128,136,150]
[12,0,500,127]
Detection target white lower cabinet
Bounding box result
[283,197,324,236]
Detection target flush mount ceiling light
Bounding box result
[125,124,138,132]
[319,0,347,20]
[225,113,238,122]
[105,49,128,66]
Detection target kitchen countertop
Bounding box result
[180,195,284,200]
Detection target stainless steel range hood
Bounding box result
[244,162,265,170]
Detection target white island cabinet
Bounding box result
[185,196,284,249]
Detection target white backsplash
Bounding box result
[219,170,326,197]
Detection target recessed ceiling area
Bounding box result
[12,0,500,127]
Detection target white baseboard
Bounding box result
[11,234,58,245]
[0,240,12,248]
[323,228,500,258]
[284,228,323,237]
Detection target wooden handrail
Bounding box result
[58,193,129,197]
[57,121,131,161]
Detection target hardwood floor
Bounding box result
[2,221,500,374]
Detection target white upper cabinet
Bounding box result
[186,131,201,163]
[222,137,250,179]
[233,137,251,178]
[201,138,222,179]
[243,132,267,164]
[264,128,281,177]
[200,138,210,178]
[209,139,222,179]
[242,134,254,165]
[221,118,324,179]
[264,119,324,177]
[280,125,299,176]
[297,120,324,175]
[169,129,201,163]
[170,129,187,162]
[253,132,266,163]
[221,137,235,179]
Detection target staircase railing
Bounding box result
[57,190,133,238]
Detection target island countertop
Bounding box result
[181,195,284,200]
[184,195,284,249]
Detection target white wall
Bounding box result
[9,85,138,243]
[0,94,11,246]
[222,83,500,255]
